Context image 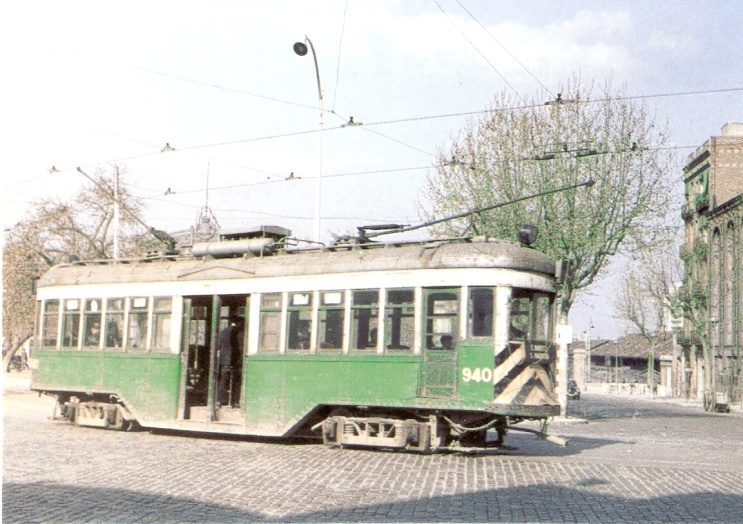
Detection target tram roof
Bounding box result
[37,239,557,288]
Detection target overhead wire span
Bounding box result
[432,0,525,104]
[132,142,695,199]
[454,0,554,96]
[90,55,324,113]
[15,85,741,192]
[331,0,350,113]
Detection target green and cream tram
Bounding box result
[31,227,562,451]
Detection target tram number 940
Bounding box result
[461,367,493,383]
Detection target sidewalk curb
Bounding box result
[2,372,32,394]
[550,416,589,424]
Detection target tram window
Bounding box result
[105,298,125,350]
[509,290,553,360]
[424,290,458,349]
[259,293,282,352]
[189,306,209,347]
[127,297,149,350]
[318,291,344,352]
[287,292,312,351]
[509,294,530,341]
[151,297,172,352]
[534,294,552,341]
[469,287,494,337]
[351,290,379,351]
[61,299,81,349]
[386,289,414,351]
[42,300,60,349]
[82,299,103,350]
[509,291,553,342]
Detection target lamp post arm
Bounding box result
[304,36,323,104]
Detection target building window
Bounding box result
[351,290,379,351]
[287,292,312,351]
[318,291,344,353]
[386,289,415,351]
[258,293,282,352]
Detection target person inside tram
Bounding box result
[218,315,244,407]
[367,327,378,349]
[106,321,122,347]
[440,334,455,350]
[86,322,101,346]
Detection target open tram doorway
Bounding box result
[179,294,248,422]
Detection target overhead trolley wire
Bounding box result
[454,0,555,97]
[432,0,525,104]
[17,85,742,191]
[131,143,697,199]
[331,0,350,113]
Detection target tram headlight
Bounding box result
[518,224,538,246]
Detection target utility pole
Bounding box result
[113,166,120,261]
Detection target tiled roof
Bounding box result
[570,332,675,358]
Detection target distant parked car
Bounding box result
[567,380,581,400]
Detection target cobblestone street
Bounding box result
[3,389,743,523]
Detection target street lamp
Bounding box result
[293,36,324,243]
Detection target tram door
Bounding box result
[420,289,459,397]
[179,294,248,421]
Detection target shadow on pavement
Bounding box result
[5,479,742,523]
[3,481,260,524]
[287,484,743,523]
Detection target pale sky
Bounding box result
[2,0,742,339]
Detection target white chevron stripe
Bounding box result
[492,344,525,385]
[493,366,536,404]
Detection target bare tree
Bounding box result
[613,250,679,396]
[678,238,718,410]
[422,77,679,324]
[2,166,148,370]
[615,235,723,411]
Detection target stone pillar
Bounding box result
[572,346,586,389]
[658,355,673,397]
[556,325,573,418]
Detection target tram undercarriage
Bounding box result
[52,394,137,431]
[309,408,560,452]
[48,393,564,452]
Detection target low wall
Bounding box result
[583,382,663,397]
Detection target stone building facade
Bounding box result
[680,123,743,407]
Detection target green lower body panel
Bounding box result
[32,351,180,422]
[32,347,559,438]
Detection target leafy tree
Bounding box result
[422,77,678,324]
[2,166,148,370]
